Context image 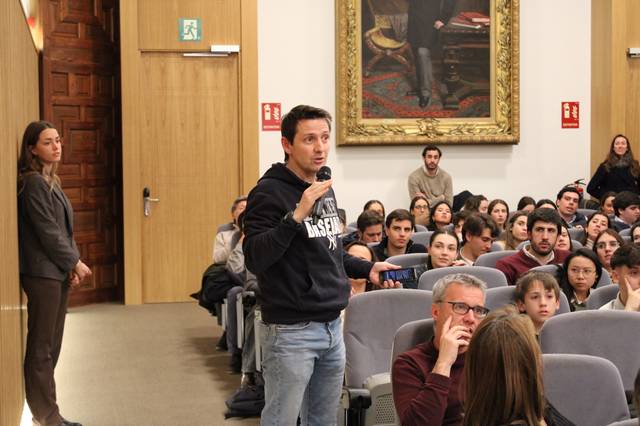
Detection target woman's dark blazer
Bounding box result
[18,173,80,282]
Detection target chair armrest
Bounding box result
[340,387,371,410]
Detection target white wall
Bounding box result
[258,0,591,222]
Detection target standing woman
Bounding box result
[587,134,640,199]
[18,121,91,426]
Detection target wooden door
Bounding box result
[40,0,123,306]
[120,0,257,303]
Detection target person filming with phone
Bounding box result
[243,105,400,426]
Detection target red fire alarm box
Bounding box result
[561,102,579,129]
[262,103,282,131]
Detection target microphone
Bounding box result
[312,166,331,225]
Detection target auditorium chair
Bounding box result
[543,354,630,426]
[540,310,640,399]
[417,266,508,291]
[568,227,585,241]
[385,253,428,268]
[415,224,428,232]
[409,231,432,247]
[619,228,631,237]
[341,289,432,426]
[484,286,571,313]
[585,284,619,309]
[577,208,597,217]
[474,250,517,268]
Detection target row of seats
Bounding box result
[342,289,640,426]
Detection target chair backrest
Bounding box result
[540,310,640,391]
[622,235,632,242]
[474,250,517,268]
[343,289,433,387]
[568,227,585,241]
[542,354,630,426]
[385,253,428,268]
[490,242,503,252]
[418,266,508,291]
[585,284,619,309]
[345,226,357,234]
[391,318,435,365]
[516,241,528,250]
[619,228,631,237]
[606,419,638,426]
[367,241,380,249]
[529,264,561,277]
[410,231,432,247]
[348,221,357,229]
[415,224,428,232]
[571,239,583,251]
[598,268,613,286]
[577,208,597,217]
[485,286,571,314]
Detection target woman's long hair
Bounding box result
[603,134,640,177]
[503,211,527,250]
[463,307,545,426]
[17,121,61,192]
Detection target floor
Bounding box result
[22,302,259,426]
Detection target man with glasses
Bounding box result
[392,274,488,425]
[496,208,571,286]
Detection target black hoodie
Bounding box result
[243,163,373,324]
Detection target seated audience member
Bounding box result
[580,212,610,249]
[410,195,430,228]
[600,191,616,217]
[458,214,500,266]
[488,199,509,232]
[407,144,453,205]
[424,229,463,270]
[363,199,386,219]
[463,307,573,426]
[462,194,488,214]
[535,199,557,210]
[556,186,587,228]
[635,369,640,420]
[556,225,573,251]
[213,196,247,264]
[392,274,488,426]
[515,271,561,333]
[427,201,453,231]
[337,208,347,234]
[453,210,473,242]
[559,249,602,311]
[612,190,640,232]
[517,196,536,214]
[341,210,384,246]
[600,243,640,311]
[345,241,376,295]
[374,209,427,261]
[497,211,528,250]
[496,208,571,286]
[593,228,624,280]
[631,222,640,245]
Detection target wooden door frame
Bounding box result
[120,0,258,304]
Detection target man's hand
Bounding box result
[369,262,402,289]
[74,260,92,283]
[432,316,471,377]
[434,20,445,30]
[292,179,333,223]
[624,281,640,312]
[69,271,81,288]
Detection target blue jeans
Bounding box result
[259,317,344,426]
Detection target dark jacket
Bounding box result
[587,163,640,199]
[373,237,427,262]
[407,0,456,49]
[18,173,80,282]
[243,163,372,324]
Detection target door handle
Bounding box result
[143,187,160,217]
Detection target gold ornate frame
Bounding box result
[336,0,519,146]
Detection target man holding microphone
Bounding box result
[243,105,399,425]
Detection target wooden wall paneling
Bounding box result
[138,0,241,51]
[0,1,40,424]
[40,0,123,306]
[625,0,640,150]
[240,0,259,193]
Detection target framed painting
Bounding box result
[336,0,519,145]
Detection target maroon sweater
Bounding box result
[495,248,570,286]
[392,339,465,426]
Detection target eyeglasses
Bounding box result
[446,301,490,318]
[413,205,429,211]
[595,241,620,250]
[568,267,596,276]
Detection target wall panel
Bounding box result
[0,1,40,424]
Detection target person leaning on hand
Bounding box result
[18,120,91,426]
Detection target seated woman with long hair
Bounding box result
[424,229,460,270]
[427,200,453,231]
[463,307,573,426]
[593,228,624,282]
[497,211,528,250]
[580,212,610,249]
[409,195,430,228]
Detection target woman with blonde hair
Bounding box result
[18,121,91,426]
[463,307,573,426]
